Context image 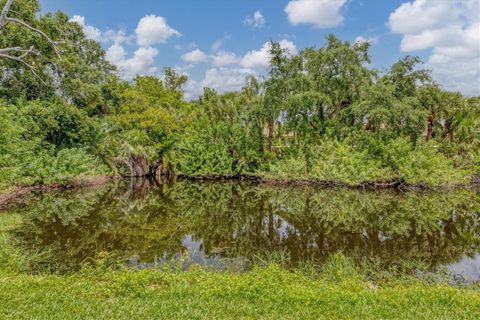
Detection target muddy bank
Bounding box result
[0,176,113,210]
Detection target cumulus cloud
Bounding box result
[106,44,159,79]
[211,51,240,67]
[181,49,208,63]
[241,40,297,69]
[70,15,103,42]
[70,13,183,80]
[388,0,480,95]
[183,67,258,100]
[103,29,134,45]
[244,10,266,29]
[135,15,181,46]
[284,0,347,28]
[202,67,256,94]
[70,15,134,45]
[183,79,202,100]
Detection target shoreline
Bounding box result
[178,173,480,190]
[1,173,478,210]
[0,176,113,210]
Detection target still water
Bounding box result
[6,179,480,281]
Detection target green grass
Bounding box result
[0,266,479,320]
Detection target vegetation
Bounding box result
[1,1,479,318]
[1,1,479,190]
[1,211,479,320]
[1,265,479,320]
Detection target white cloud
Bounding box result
[103,29,133,45]
[181,49,208,63]
[211,34,231,52]
[355,36,379,45]
[388,0,480,95]
[202,67,256,94]
[183,67,258,100]
[211,51,240,66]
[388,0,457,35]
[70,15,134,45]
[211,40,223,51]
[284,0,347,28]
[241,40,297,69]
[174,42,197,51]
[135,15,181,46]
[106,44,159,79]
[105,43,126,65]
[244,10,266,29]
[183,79,202,100]
[70,15,102,42]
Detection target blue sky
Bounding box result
[39,0,479,98]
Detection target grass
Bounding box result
[0,266,479,320]
[1,213,480,319]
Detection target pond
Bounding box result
[4,179,480,281]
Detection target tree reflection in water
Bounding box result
[8,179,480,278]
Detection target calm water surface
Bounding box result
[6,179,480,281]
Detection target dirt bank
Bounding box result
[0,176,112,210]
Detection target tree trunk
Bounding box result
[152,159,175,182]
[267,121,274,153]
[426,112,435,142]
[127,154,150,177]
[443,120,454,142]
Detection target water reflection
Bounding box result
[7,179,480,279]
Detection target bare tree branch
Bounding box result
[0,51,46,85]
[5,17,61,56]
[0,0,60,84]
[0,0,14,29]
[0,46,23,53]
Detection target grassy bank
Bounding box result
[1,213,480,320]
[0,266,479,320]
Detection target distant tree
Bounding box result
[163,67,188,95]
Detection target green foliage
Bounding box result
[173,88,263,176]
[0,1,477,187]
[379,137,467,185]
[0,100,107,188]
[264,139,393,184]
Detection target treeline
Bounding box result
[0,0,479,189]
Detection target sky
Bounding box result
[39,0,480,99]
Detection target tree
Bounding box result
[384,56,431,99]
[0,0,60,71]
[263,41,297,153]
[163,67,188,95]
[301,35,373,117]
[0,0,115,108]
[103,76,185,177]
